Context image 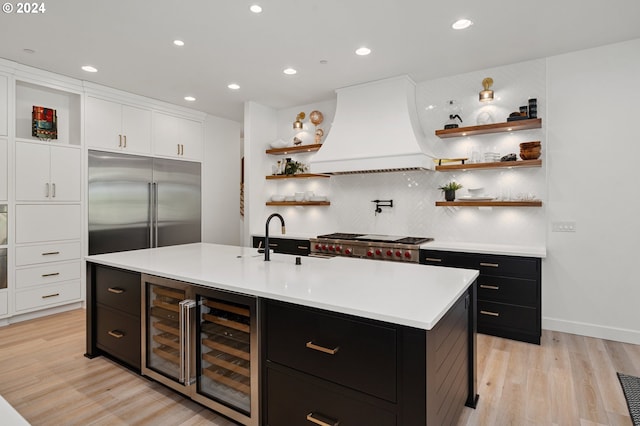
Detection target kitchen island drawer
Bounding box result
[266,300,397,402]
[96,305,141,369]
[266,366,396,426]
[420,250,539,279]
[15,280,81,312]
[15,261,81,289]
[478,301,538,335]
[94,265,141,316]
[15,242,81,266]
[477,275,537,307]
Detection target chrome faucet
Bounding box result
[264,213,286,261]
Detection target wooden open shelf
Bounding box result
[436,159,541,171]
[266,173,329,180]
[435,118,542,139]
[266,144,323,155]
[266,201,330,207]
[436,200,543,207]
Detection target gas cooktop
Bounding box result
[316,233,433,245]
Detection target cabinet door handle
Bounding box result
[480,284,500,290]
[306,341,339,355]
[108,330,124,339]
[425,257,442,263]
[51,183,56,198]
[119,134,123,147]
[42,293,60,299]
[45,182,50,198]
[41,272,60,277]
[41,251,60,256]
[480,310,500,317]
[123,135,127,148]
[306,412,339,426]
[107,287,125,294]
[480,262,499,268]
[180,144,184,155]
[177,143,181,155]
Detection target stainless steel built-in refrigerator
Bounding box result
[88,150,201,255]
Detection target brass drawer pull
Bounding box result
[480,310,500,317]
[41,251,60,256]
[480,262,499,268]
[123,135,127,148]
[480,284,500,290]
[306,341,339,355]
[297,245,309,250]
[306,412,339,426]
[42,293,60,299]
[108,330,124,339]
[425,257,442,262]
[41,272,60,277]
[268,243,278,247]
[107,287,125,294]
[119,134,123,147]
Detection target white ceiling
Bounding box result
[1,0,639,122]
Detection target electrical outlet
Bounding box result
[552,221,576,232]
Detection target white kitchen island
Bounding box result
[85,243,479,426]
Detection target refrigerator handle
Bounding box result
[179,299,197,385]
[153,182,159,247]
[148,183,154,248]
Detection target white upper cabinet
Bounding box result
[153,111,203,161]
[0,139,7,200]
[0,74,7,136]
[86,96,152,154]
[15,141,81,202]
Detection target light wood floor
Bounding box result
[0,309,638,426]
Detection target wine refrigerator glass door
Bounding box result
[142,274,195,392]
[194,290,258,426]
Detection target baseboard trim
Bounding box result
[543,317,640,345]
[1,302,84,326]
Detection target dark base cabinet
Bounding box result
[420,249,541,345]
[251,236,310,256]
[261,287,477,426]
[86,263,142,370]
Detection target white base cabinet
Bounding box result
[0,138,7,201]
[0,74,8,137]
[0,291,7,317]
[15,204,81,244]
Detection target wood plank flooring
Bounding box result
[0,308,638,425]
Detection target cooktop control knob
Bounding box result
[404,251,412,259]
[335,246,342,252]
[344,248,352,255]
[386,250,393,257]
[367,250,374,257]
[395,250,402,257]
[322,244,327,250]
[315,244,321,250]
[375,249,382,256]
[329,245,335,251]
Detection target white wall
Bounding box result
[543,38,640,344]
[202,115,242,245]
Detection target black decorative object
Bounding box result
[501,153,517,162]
[528,98,538,118]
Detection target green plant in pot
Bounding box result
[438,181,463,201]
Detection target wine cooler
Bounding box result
[141,274,259,426]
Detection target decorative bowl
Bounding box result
[269,139,288,149]
[519,147,541,160]
[271,194,285,202]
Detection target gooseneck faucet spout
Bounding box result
[264,213,286,261]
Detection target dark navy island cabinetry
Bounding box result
[420,249,541,345]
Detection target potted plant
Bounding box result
[438,181,463,201]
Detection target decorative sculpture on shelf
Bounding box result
[309,110,324,144]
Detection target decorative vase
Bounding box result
[445,189,456,201]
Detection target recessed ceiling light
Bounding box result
[82,65,98,73]
[249,4,262,13]
[355,47,371,56]
[283,68,297,75]
[426,105,435,110]
[173,40,185,46]
[228,83,240,90]
[452,19,473,30]
[184,96,196,102]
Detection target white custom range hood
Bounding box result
[310,75,435,174]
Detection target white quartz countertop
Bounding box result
[86,243,478,330]
[420,241,546,258]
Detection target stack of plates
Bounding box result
[484,152,500,162]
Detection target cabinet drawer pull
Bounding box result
[425,257,442,262]
[297,245,309,250]
[480,284,500,290]
[107,287,125,294]
[108,330,124,339]
[306,412,339,426]
[41,251,60,256]
[480,262,499,268]
[480,310,500,317]
[268,243,278,247]
[305,341,339,355]
[42,293,60,299]
[41,272,60,277]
